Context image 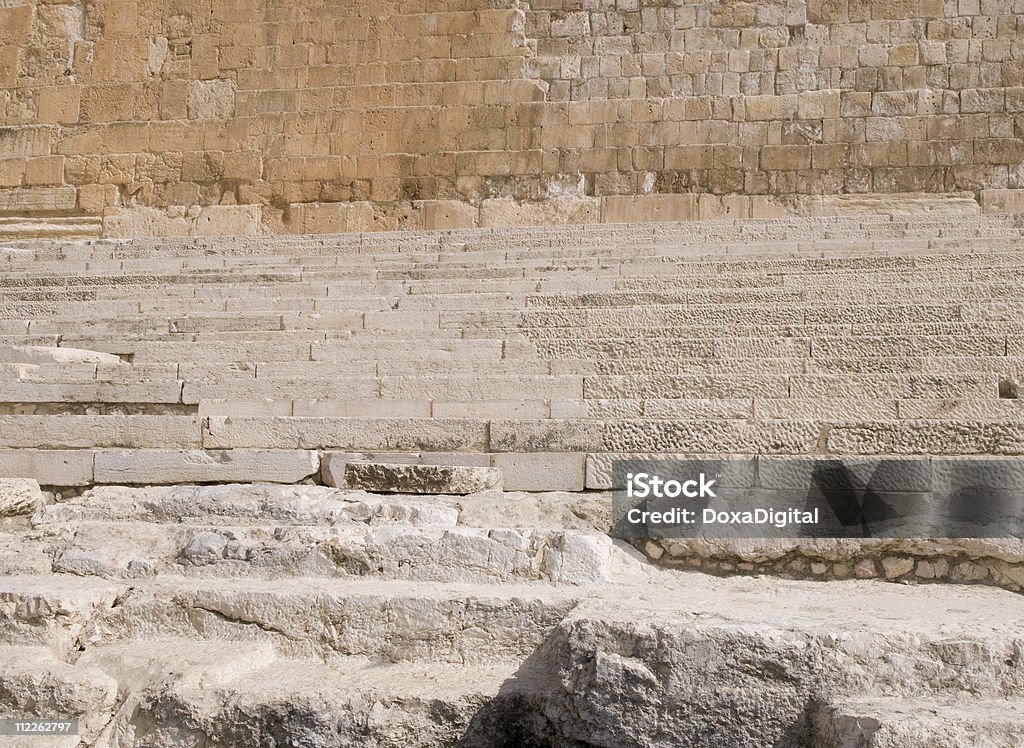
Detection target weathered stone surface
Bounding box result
[0,646,118,745]
[1,1,1022,234]
[0,449,93,486]
[337,461,502,494]
[813,697,1024,748]
[525,578,1024,747]
[33,484,460,528]
[6,210,1024,747]
[0,477,42,517]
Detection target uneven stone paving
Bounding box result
[2,215,1024,745]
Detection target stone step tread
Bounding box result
[2,399,1023,450]
[45,518,615,585]
[5,241,1024,270]
[88,576,583,663]
[33,484,461,527]
[572,571,1024,641]
[3,257,1023,284]
[815,696,1024,748]
[66,640,520,747]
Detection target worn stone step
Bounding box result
[92,577,580,663]
[73,640,525,748]
[812,697,1024,748]
[47,520,617,586]
[0,575,125,654]
[32,484,461,528]
[526,574,1024,746]
[0,645,117,747]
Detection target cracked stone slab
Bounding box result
[527,573,1024,747]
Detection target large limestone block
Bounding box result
[491,453,586,492]
[0,416,202,449]
[192,205,260,236]
[528,577,1024,746]
[93,449,319,484]
[0,187,76,212]
[102,206,260,239]
[338,461,502,494]
[0,478,42,517]
[603,194,698,223]
[818,192,980,216]
[0,345,122,365]
[479,196,600,227]
[982,189,1024,215]
[0,450,93,486]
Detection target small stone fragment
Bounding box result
[0,478,44,517]
[881,556,915,579]
[644,541,664,560]
[854,559,877,578]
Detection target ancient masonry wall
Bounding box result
[1,0,1024,235]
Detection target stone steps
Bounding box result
[6,524,1024,745]
[81,576,580,663]
[3,213,1024,744]
[0,640,527,748]
[3,217,1024,493]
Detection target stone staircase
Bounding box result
[2,215,1024,746]
[1,215,1023,491]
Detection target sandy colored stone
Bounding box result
[0,478,42,517]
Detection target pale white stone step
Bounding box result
[92,448,319,484]
[33,484,460,528]
[77,641,522,748]
[92,576,580,663]
[530,574,1024,746]
[0,416,201,449]
[48,520,617,586]
[203,416,488,451]
[0,575,125,654]
[813,697,1024,748]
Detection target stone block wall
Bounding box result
[0,0,1023,234]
